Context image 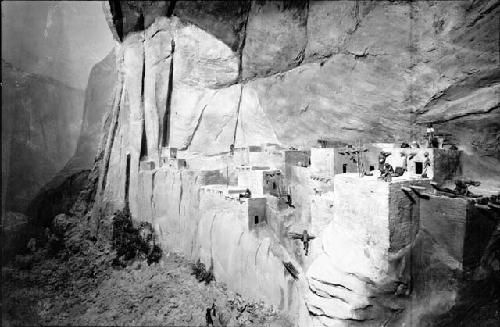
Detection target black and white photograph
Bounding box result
[2,1,499,326]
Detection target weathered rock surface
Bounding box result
[86,1,499,327]
[241,0,308,80]
[173,0,250,52]
[3,2,499,326]
[26,170,90,228]
[303,175,429,325]
[101,0,499,160]
[67,49,118,173]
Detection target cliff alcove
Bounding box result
[2,1,499,326]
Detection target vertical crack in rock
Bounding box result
[125,153,131,208]
[140,118,148,158]
[162,39,175,147]
[350,0,361,35]
[100,81,123,193]
[141,43,146,101]
[108,0,124,41]
[183,88,222,151]
[182,103,208,151]
[151,170,157,219]
[297,0,310,66]
[178,172,183,217]
[238,2,251,82]
[233,84,244,144]
[166,0,176,17]
[209,213,217,269]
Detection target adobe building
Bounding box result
[381,147,461,183]
[263,170,285,197]
[284,149,310,179]
[236,165,280,197]
[310,147,360,176]
[200,184,267,231]
[232,145,284,169]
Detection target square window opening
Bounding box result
[415,161,423,174]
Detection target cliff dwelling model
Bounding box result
[2,1,499,327]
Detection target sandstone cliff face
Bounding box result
[88,1,499,326]
[1,61,84,214]
[66,49,118,174]
[101,0,498,154]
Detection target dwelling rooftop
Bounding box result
[337,172,431,183]
[201,184,266,200]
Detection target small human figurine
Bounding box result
[211,303,216,317]
[239,188,252,199]
[300,230,315,256]
[289,230,315,256]
[421,152,431,178]
[286,194,295,208]
[426,123,435,147]
[229,144,234,156]
[378,151,392,171]
[454,179,481,196]
[454,180,467,196]
[205,307,214,326]
[378,163,394,182]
